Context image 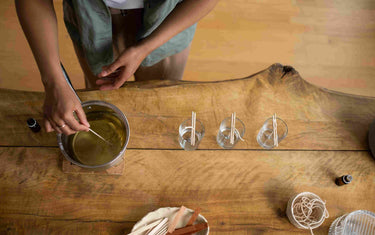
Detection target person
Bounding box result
[15,0,218,136]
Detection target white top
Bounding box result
[105,0,144,9]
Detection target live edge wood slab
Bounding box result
[0,64,374,234]
[2,63,375,150]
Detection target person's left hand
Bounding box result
[96,45,147,90]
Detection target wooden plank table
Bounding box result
[1,64,374,234]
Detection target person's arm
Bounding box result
[97,0,219,90]
[15,0,89,135]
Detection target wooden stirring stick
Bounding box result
[167,206,187,234]
[191,112,196,146]
[169,222,208,235]
[273,113,278,147]
[186,208,201,226]
[88,128,112,146]
[230,112,236,145]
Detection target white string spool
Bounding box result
[286,192,329,235]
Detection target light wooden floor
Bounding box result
[0,0,374,96]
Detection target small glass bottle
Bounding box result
[27,118,41,133]
[335,175,353,186]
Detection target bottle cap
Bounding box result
[343,175,353,184]
[27,118,37,128]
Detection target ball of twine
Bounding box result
[286,192,329,235]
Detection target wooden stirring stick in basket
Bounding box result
[186,208,201,226]
[167,206,187,234]
[169,222,208,235]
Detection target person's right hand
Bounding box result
[43,81,90,135]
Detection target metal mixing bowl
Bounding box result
[57,100,130,170]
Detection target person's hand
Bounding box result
[96,45,148,90]
[43,81,90,135]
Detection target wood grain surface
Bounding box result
[1,64,374,234]
[0,147,374,234]
[1,64,374,150]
